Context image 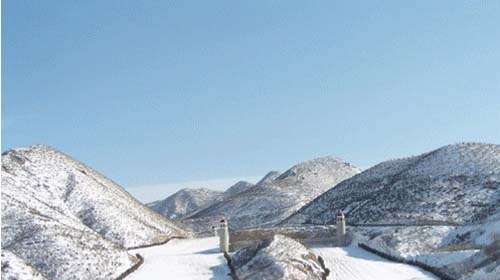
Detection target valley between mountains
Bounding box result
[1,143,499,280]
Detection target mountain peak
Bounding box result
[256,171,281,187]
[2,145,187,279]
[275,155,361,183]
[184,155,360,231]
[224,181,254,196]
[285,142,500,226]
[149,188,224,220]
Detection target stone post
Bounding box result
[218,218,229,253]
[336,211,346,246]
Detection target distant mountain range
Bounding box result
[1,145,187,280]
[147,188,224,220]
[147,175,281,222]
[2,142,499,280]
[147,180,255,220]
[180,156,361,232]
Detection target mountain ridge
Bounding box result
[182,156,361,232]
[148,187,224,220]
[1,145,187,279]
[283,142,500,226]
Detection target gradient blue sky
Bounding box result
[3,1,500,201]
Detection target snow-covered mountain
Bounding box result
[284,143,500,226]
[223,180,254,197]
[147,181,256,220]
[147,188,224,220]
[1,145,187,280]
[255,171,280,187]
[183,156,361,232]
[280,143,500,280]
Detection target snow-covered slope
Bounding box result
[128,237,230,280]
[148,188,224,220]
[255,171,280,187]
[312,246,436,280]
[281,143,499,280]
[285,143,500,226]
[1,251,48,280]
[1,145,187,279]
[223,181,254,197]
[352,224,499,280]
[231,234,328,280]
[183,156,361,232]
[147,181,256,220]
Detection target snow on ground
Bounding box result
[128,237,230,280]
[415,250,479,267]
[128,237,444,280]
[1,250,47,280]
[312,246,437,280]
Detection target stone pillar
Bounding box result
[218,218,229,253]
[336,211,346,246]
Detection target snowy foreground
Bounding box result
[128,237,230,280]
[128,237,439,280]
[312,246,437,280]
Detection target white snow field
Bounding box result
[128,237,231,280]
[312,246,437,280]
[128,238,439,280]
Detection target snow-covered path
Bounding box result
[312,246,437,280]
[128,237,231,280]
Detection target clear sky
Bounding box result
[3,1,500,201]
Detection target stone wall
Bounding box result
[229,225,351,251]
[115,254,144,280]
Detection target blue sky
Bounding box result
[3,1,500,201]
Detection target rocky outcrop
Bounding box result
[230,235,328,280]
